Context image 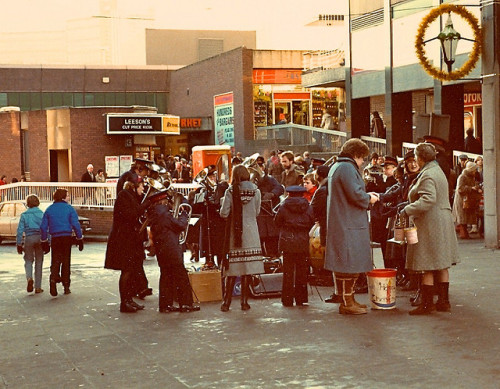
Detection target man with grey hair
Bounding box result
[81,164,96,182]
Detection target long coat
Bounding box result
[104,188,145,271]
[403,160,458,271]
[324,156,373,274]
[452,169,479,225]
[220,181,264,276]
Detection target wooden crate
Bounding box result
[188,270,223,302]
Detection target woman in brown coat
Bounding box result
[402,143,459,315]
[452,161,482,239]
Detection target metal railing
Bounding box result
[0,182,201,208]
[256,123,347,154]
[452,150,482,166]
[360,135,387,156]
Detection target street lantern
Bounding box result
[437,14,461,72]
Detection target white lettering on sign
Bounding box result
[124,118,151,125]
[464,93,482,106]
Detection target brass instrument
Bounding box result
[169,188,192,244]
[139,176,192,244]
[242,153,264,184]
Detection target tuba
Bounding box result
[168,188,192,244]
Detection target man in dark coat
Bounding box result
[464,128,482,154]
[81,164,96,182]
[116,158,152,195]
[105,176,151,313]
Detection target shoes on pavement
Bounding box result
[120,301,138,313]
[159,305,180,313]
[180,305,200,313]
[50,281,58,297]
[35,288,44,294]
[130,300,145,310]
[27,278,34,293]
[64,287,71,295]
[136,288,153,300]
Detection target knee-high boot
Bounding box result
[220,276,236,312]
[335,273,367,315]
[435,282,451,312]
[241,275,251,311]
[409,284,435,315]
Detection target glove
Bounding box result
[77,239,84,251]
[17,245,23,255]
[41,241,50,255]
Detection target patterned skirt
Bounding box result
[226,246,264,277]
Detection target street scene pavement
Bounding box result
[1,239,499,388]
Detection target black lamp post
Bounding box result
[437,14,461,72]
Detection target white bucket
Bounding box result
[367,269,397,310]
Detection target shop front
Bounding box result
[252,69,345,130]
[464,91,482,140]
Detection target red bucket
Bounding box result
[367,269,397,309]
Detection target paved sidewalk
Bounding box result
[0,240,499,388]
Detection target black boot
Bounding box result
[120,300,138,313]
[241,276,251,311]
[409,284,435,315]
[435,282,451,312]
[221,276,236,312]
[410,277,422,306]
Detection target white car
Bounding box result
[0,200,91,244]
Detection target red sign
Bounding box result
[253,69,302,84]
[180,118,202,128]
[214,92,233,106]
[464,93,481,106]
[274,92,311,100]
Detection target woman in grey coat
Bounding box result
[219,165,264,311]
[402,143,459,315]
[324,138,379,315]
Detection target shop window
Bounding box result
[156,93,167,113]
[7,93,19,107]
[85,93,95,106]
[145,93,155,107]
[30,93,41,110]
[19,93,30,110]
[63,93,73,107]
[135,93,146,106]
[104,93,115,106]
[94,93,105,106]
[52,93,63,107]
[115,93,126,106]
[125,93,136,106]
[41,93,52,109]
[0,93,8,107]
[74,93,84,107]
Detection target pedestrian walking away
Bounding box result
[40,189,84,297]
[16,194,45,294]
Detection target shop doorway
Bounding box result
[49,150,69,182]
[274,102,291,124]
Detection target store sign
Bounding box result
[180,118,202,128]
[106,114,180,135]
[464,93,481,107]
[253,69,302,84]
[214,92,234,147]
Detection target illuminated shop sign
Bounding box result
[253,69,302,84]
[106,114,180,135]
[180,118,202,128]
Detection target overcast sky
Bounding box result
[0,0,348,49]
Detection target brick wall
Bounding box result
[76,208,113,237]
[27,110,50,181]
[169,47,253,154]
[69,107,137,181]
[412,91,427,115]
[0,111,22,182]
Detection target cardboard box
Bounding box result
[188,270,223,302]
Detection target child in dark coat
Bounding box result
[274,185,315,307]
[148,197,200,313]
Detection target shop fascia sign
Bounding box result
[106,113,180,135]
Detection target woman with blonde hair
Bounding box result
[219,165,264,311]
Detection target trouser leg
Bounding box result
[281,253,294,306]
[33,240,44,289]
[294,254,309,304]
[173,262,194,306]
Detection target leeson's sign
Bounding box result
[106,114,180,135]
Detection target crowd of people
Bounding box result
[12,134,485,317]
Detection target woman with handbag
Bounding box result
[219,165,264,311]
[452,161,482,239]
[401,143,459,315]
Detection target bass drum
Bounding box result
[309,222,325,270]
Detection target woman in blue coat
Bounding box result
[324,138,379,315]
